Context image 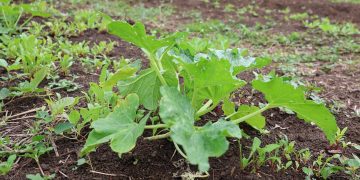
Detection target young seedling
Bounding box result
[0,1,50,35]
[343,154,360,179]
[22,136,53,176]
[0,154,16,175]
[13,67,49,95]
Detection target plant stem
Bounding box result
[35,159,45,176]
[225,111,238,120]
[173,142,188,159]
[239,141,244,170]
[19,16,33,29]
[144,123,168,129]
[195,100,217,117]
[146,51,168,86]
[2,8,10,28]
[144,132,170,140]
[231,104,271,124]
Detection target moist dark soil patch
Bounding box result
[300,62,360,147]
[2,96,44,115]
[6,105,347,179]
[69,29,146,62]
[302,62,360,116]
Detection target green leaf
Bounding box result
[320,166,343,179]
[208,48,271,75]
[47,97,77,116]
[7,60,21,71]
[159,87,241,172]
[67,110,80,125]
[0,154,16,175]
[32,135,45,142]
[108,21,184,54]
[233,57,271,75]
[16,67,48,93]
[223,99,266,130]
[181,58,245,109]
[302,167,314,176]
[352,144,360,151]
[109,113,148,154]
[119,69,161,110]
[99,64,109,85]
[20,2,52,17]
[345,154,360,167]
[54,122,73,134]
[0,0,11,5]
[26,173,45,180]
[101,66,137,90]
[171,119,241,172]
[250,137,261,157]
[0,59,8,68]
[170,48,270,75]
[77,158,87,166]
[80,131,112,156]
[158,49,179,87]
[81,94,147,156]
[159,86,194,125]
[252,76,338,143]
[260,144,281,153]
[29,67,48,90]
[210,119,242,138]
[88,83,105,103]
[0,88,10,100]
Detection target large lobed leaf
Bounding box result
[208,48,271,75]
[108,21,184,54]
[169,47,269,111]
[80,94,147,156]
[169,47,271,75]
[118,69,162,110]
[171,120,242,172]
[159,86,194,125]
[252,76,338,143]
[181,58,246,110]
[159,87,242,171]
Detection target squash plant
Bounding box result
[80,21,338,172]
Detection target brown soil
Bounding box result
[140,0,360,34]
[262,0,360,25]
[301,62,360,145]
[69,29,145,60]
[2,0,360,179]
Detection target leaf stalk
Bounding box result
[145,51,168,86]
[144,123,168,129]
[195,100,217,117]
[144,132,170,140]
[231,104,271,124]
